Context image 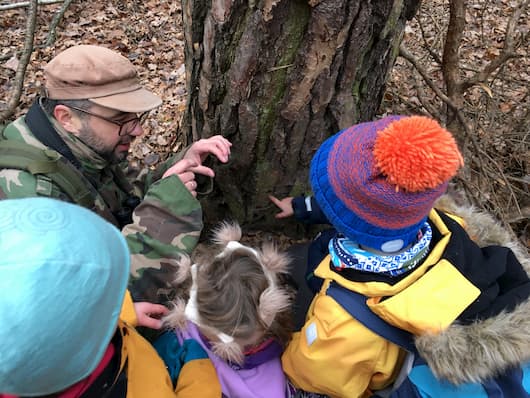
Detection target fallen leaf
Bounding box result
[3,56,18,72]
[479,83,493,98]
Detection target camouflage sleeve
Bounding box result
[124,173,202,304]
[129,147,189,196]
[0,168,69,201]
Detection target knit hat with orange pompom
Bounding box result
[310,115,463,252]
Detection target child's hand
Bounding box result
[269,195,294,218]
[133,302,169,329]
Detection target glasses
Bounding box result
[65,105,149,136]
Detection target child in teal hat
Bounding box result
[0,198,220,398]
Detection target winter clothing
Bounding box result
[0,197,212,398]
[0,198,129,396]
[309,116,462,252]
[281,115,530,397]
[156,322,286,398]
[282,208,530,397]
[0,101,203,303]
[104,301,196,398]
[44,45,161,113]
[155,223,294,398]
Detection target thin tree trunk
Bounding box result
[442,0,465,132]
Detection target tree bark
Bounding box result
[180,0,420,231]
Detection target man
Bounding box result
[0,44,232,305]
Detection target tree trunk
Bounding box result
[180,0,420,232]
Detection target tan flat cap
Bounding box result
[44,45,162,113]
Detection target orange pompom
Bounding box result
[373,116,464,192]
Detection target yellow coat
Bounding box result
[282,210,481,398]
[119,292,221,397]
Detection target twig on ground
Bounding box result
[461,0,529,91]
[44,0,74,47]
[411,72,442,119]
[0,0,60,11]
[0,0,37,122]
[0,53,14,61]
[417,10,443,65]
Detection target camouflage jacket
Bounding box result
[0,111,203,304]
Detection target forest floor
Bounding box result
[0,0,528,247]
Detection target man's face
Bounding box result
[73,104,145,162]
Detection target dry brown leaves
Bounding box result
[0,0,187,169]
[1,0,528,244]
[381,0,529,245]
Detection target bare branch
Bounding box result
[412,72,443,119]
[417,10,443,65]
[461,0,530,90]
[44,0,74,47]
[396,0,528,240]
[0,0,37,122]
[0,0,61,11]
[505,206,530,224]
[399,44,454,107]
[393,91,433,117]
[442,0,466,98]
[399,43,487,176]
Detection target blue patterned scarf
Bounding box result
[328,222,432,277]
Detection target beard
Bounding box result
[77,122,130,163]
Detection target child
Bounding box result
[0,197,220,398]
[154,222,314,398]
[273,115,530,397]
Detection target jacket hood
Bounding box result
[415,195,530,384]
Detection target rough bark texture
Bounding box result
[180,0,420,231]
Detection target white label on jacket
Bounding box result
[305,322,318,346]
[305,196,312,212]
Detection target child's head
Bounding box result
[310,115,463,253]
[165,222,293,364]
[0,198,129,397]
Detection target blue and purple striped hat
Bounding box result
[310,115,463,252]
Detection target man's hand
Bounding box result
[162,136,231,196]
[269,195,294,218]
[133,302,169,329]
[183,135,232,177]
[162,158,200,196]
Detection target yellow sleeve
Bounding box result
[175,358,221,397]
[120,322,178,398]
[119,289,138,327]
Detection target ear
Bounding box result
[53,104,81,133]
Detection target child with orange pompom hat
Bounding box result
[271,115,530,398]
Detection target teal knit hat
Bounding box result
[0,198,129,396]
